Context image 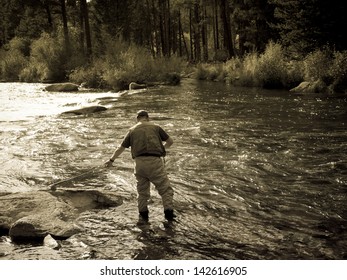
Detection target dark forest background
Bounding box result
[1,0,347,92]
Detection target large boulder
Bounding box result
[0,191,78,241]
[0,190,122,242]
[61,105,107,115]
[45,83,79,92]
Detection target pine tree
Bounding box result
[271,0,347,55]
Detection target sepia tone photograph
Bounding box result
[0,0,346,261]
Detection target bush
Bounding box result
[222,43,304,89]
[0,37,29,81]
[69,59,107,89]
[233,52,259,87]
[328,51,347,93]
[26,32,67,82]
[1,50,28,81]
[70,39,184,90]
[254,42,287,88]
[302,49,347,93]
[303,49,333,83]
[282,60,305,89]
[195,63,226,82]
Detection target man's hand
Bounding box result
[104,160,114,167]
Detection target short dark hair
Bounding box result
[137,110,149,118]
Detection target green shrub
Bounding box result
[302,49,347,93]
[1,50,28,81]
[27,33,67,81]
[254,42,287,88]
[303,49,333,83]
[195,63,226,81]
[282,60,305,89]
[69,59,107,88]
[18,64,39,82]
[0,37,29,81]
[328,51,347,93]
[235,52,260,87]
[79,39,184,90]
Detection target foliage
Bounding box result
[0,37,28,81]
[19,29,87,82]
[195,63,227,82]
[19,33,67,82]
[254,42,287,88]
[224,53,259,87]
[69,59,107,89]
[270,0,347,55]
[198,42,305,89]
[328,51,347,93]
[303,49,347,93]
[282,60,305,89]
[303,49,333,83]
[70,39,184,90]
[1,0,346,93]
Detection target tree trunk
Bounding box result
[189,8,194,61]
[60,0,70,54]
[213,0,219,51]
[219,0,234,58]
[178,9,189,60]
[80,0,92,58]
[194,1,201,62]
[201,5,208,61]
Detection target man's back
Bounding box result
[122,122,169,158]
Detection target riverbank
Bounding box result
[194,43,347,96]
[2,38,346,95]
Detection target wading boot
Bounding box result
[139,210,149,221]
[164,209,176,221]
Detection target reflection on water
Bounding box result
[0,81,346,259]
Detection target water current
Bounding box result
[0,80,346,260]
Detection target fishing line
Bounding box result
[49,165,105,191]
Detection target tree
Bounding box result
[219,0,234,58]
[80,0,92,58]
[231,0,276,55]
[60,0,71,54]
[271,0,347,55]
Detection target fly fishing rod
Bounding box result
[49,165,105,191]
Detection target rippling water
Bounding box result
[0,81,346,260]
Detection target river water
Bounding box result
[0,80,346,260]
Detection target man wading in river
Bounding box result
[105,110,176,221]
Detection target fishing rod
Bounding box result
[49,165,105,191]
[48,162,134,191]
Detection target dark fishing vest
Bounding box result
[127,122,166,159]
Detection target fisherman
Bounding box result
[105,110,176,221]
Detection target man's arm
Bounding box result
[164,137,173,149]
[110,145,126,160]
[105,145,126,167]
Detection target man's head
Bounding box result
[136,110,149,121]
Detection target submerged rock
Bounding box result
[45,83,79,92]
[0,190,122,242]
[61,105,107,115]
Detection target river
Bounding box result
[0,80,346,260]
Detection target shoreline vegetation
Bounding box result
[0,0,346,95]
[1,36,346,95]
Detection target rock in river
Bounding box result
[61,105,107,115]
[0,190,122,242]
[45,83,80,92]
